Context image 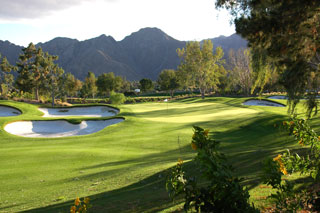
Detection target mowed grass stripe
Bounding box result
[0,97,312,212]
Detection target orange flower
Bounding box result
[298,139,304,146]
[273,154,282,162]
[191,142,197,150]
[273,154,288,175]
[74,197,81,206]
[70,206,76,213]
[280,166,288,175]
[290,121,294,125]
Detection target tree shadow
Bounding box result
[22,171,177,213]
[22,105,303,212]
[0,203,27,212]
[22,153,189,213]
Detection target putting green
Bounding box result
[0,97,308,212]
[141,103,258,123]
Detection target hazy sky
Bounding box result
[0,0,235,46]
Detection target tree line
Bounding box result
[0,40,292,105]
[0,43,139,106]
[157,40,282,99]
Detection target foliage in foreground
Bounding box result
[70,197,91,213]
[166,126,257,212]
[261,118,320,212]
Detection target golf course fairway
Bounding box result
[0,97,314,212]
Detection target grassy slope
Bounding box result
[0,97,314,212]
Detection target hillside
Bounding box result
[0,27,247,80]
[209,33,248,55]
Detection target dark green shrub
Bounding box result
[166,126,257,212]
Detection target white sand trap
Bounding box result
[38,106,119,117]
[4,119,124,138]
[0,105,21,117]
[243,99,285,107]
[268,95,288,100]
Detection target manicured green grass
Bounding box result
[0,97,316,212]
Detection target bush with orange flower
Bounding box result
[261,118,320,211]
[70,197,91,213]
[166,126,257,212]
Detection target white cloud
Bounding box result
[0,0,116,20]
[0,0,235,46]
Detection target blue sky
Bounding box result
[0,0,235,46]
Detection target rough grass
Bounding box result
[0,97,315,212]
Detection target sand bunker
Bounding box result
[243,99,285,107]
[4,119,124,138]
[0,105,21,117]
[38,106,118,117]
[268,95,288,100]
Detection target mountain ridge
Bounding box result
[0,27,247,80]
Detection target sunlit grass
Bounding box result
[0,97,315,212]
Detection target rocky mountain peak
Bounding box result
[0,28,247,81]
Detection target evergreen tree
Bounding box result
[16,43,47,100]
[216,0,320,115]
[41,53,64,107]
[0,54,16,97]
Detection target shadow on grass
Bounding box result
[0,203,27,212]
[23,109,303,213]
[22,166,183,213]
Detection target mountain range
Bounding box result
[0,27,247,81]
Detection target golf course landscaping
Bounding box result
[4,105,123,138]
[38,106,119,118]
[0,97,316,212]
